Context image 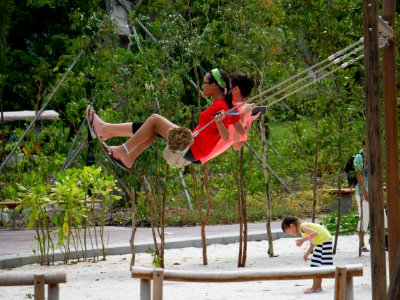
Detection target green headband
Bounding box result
[211,68,226,89]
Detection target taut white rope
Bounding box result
[192,38,365,137]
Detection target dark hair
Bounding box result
[224,92,233,108]
[208,69,233,108]
[230,72,255,97]
[281,216,300,232]
[208,69,230,91]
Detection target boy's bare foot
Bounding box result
[304,287,322,294]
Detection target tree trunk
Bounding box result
[333,115,343,255]
[237,149,247,267]
[128,187,137,271]
[312,140,318,222]
[382,0,400,280]
[260,116,274,256]
[363,0,387,298]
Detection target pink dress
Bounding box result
[190,98,240,160]
[200,103,252,164]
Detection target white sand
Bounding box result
[0,234,379,300]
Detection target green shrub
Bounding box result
[320,210,358,235]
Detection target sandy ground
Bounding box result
[0,234,379,300]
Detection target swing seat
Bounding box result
[163,127,193,168]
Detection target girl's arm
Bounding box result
[232,104,252,143]
[303,243,315,261]
[232,120,245,136]
[296,224,318,247]
[354,153,368,201]
[232,104,254,137]
[356,172,369,201]
[232,112,261,150]
[215,113,230,141]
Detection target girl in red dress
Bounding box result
[87,69,245,170]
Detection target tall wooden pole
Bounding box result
[382,0,399,280]
[362,0,387,299]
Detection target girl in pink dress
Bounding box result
[200,72,260,163]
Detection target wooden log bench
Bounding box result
[322,187,355,195]
[132,264,363,300]
[322,188,356,215]
[0,271,66,300]
[322,185,390,215]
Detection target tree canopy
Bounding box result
[1,1,398,207]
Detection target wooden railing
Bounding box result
[322,188,355,195]
[0,272,66,300]
[132,264,363,300]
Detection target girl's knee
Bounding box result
[147,114,161,124]
[149,114,163,122]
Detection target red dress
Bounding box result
[190,98,240,161]
[199,102,251,163]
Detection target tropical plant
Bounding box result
[320,210,359,235]
[16,165,119,265]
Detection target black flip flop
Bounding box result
[98,140,130,172]
[86,105,97,139]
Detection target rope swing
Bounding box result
[163,38,364,168]
[164,38,368,168]
[193,38,366,138]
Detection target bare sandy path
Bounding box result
[0,234,379,300]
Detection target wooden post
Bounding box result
[140,279,151,300]
[334,266,347,300]
[48,284,60,300]
[132,264,363,300]
[129,187,137,271]
[382,0,399,280]
[363,0,387,299]
[33,274,45,300]
[387,246,400,299]
[346,276,354,300]
[152,268,164,300]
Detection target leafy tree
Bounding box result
[3,0,396,230]
[3,0,104,111]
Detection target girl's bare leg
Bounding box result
[304,278,323,293]
[88,106,133,140]
[92,113,133,141]
[103,114,178,168]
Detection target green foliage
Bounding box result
[15,166,119,264]
[0,0,14,73]
[0,122,69,205]
[272,190,334,218]
[16,173,54,265]
[148,248,162,268]
[24,293,34,300]
[320,210,359,235]
[2,1,398,232]
[52,166,120,262]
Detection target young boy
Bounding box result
[281,216,333,294]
